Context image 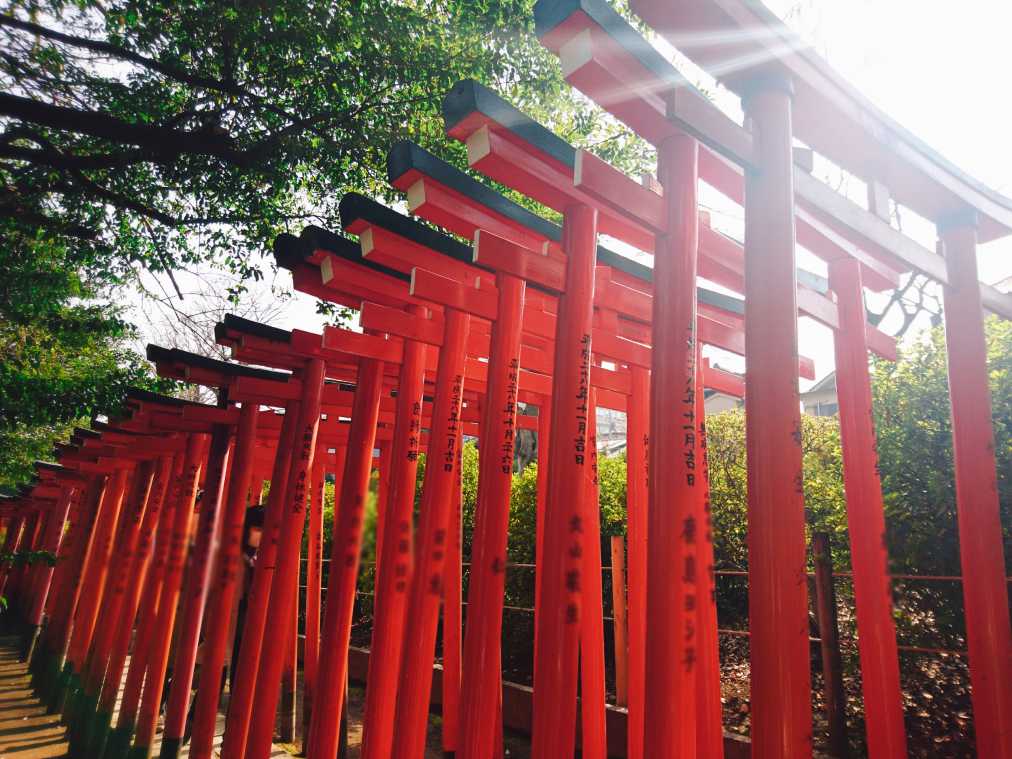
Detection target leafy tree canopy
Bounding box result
[0,0,652,489]
[0,0,651,298]
[872,317,1012,577]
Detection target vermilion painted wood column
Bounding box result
[24,486,74,657]
[0,516,25,608]
[27,500,61,604]
[693,348,724,759]
[531,203,598,759]
[939,216,1012,759]
[159,424,234,759]
[646,133,699,758]
[0,515,24,592]
[361,311,427,759]
[75,462,157,752]
[580,389,607,759]
[33,487,82,674]
[625,366,649,759]
[81,463,156,686]
[306,358,385,759]
[61,466,130,714]
[38,489,80,631]
[829,257,907,758]
[246,358,327,759]
[279,573,299,744]
[251,477,265,506]
[742,76,813,758]
[26,509,48,596]
[129,433,208,759]
[533,396,550,656]
[37,486,83,650]
[220,403,301,758]
[92,455,174,758]
[374,439,392,578]
[10,512,41,604]
[65,468,130,668]
[392,308,469,758]
[42,490,80,625]
[442,450,464,756]
[302,447,326,745]
[42,476,106,710]
[188,403,259,759]
[460,274,526,759]
[105,455,183,759]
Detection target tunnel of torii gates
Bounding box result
[2,1,1011,758]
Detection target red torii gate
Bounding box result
[275,212,750,758]
[3,3,1008,759]
[269,72,894,756]
[532,1,1012,758]
[428,67,907,757]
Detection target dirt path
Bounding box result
[0,635,67,758]
[0,634,452,759]
[0,634,292,758]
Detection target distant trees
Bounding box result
[0,221,169,490]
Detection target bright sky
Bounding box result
[129,0,1012,388]
[767,0,1012,283]
[699,0,1012,383]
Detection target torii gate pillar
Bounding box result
[742,74,813,758]
[939,213,1012,759]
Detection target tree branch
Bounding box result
[0,199,97,240]
[0,142,149,170]
[0,13,239,95]
[0,92,250,164]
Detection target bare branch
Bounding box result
[0,13,243,95]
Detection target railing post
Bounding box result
[610,535,628,708]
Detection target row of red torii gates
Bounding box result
[3,1,1011,757]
